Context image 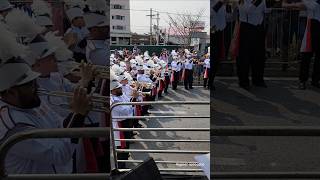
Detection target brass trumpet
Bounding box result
[60,63,109,79]
[37,89,109,112]
[138,91,152,96]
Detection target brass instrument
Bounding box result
[37,89,109,112]
[60,63,109,79]
[138,91,152,96]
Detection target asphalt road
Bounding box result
[212,78,320,179]
[127,86,210,176]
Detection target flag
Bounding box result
[301,19,312,53]
[170,71,174,83]
[230,21,241,60]
[204,68,209,79]
[181,69,186,81]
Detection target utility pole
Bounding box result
[146,8,155,45]
[156,12,160,45]
[168,23,171,44]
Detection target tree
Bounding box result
[166,10,205,48]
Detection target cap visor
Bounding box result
[16,70,40,86]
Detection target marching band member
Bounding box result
[237,0,267,90]
[31,0,54,33]
[184,51,194,90]
[0,0,12,20]
[212,0,227,90]
[284,0,320,89]
[65,5,89,62]
[110,76,140,169]
[0,26,90,173]
[85,0,108,66]
[203,54,211,89]
[171,55,181,90]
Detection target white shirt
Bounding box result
[137,74,153,83]
[239,0,267,26]
[110,94,134,147]
[204,59,210,69]
[0,100,75,174]
[65,26,89,54]
[184,59,194,70]
[37,73,74,118]
[171,60,181,72]
[86,40,108,66]
[122,84,133,98]
[212,0,227,30]
[303,0,320,22]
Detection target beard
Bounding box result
[115,90,123,97]
[18,91,41,109]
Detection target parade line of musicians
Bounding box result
[213,0,320,90]
[110,47,210,168]
[0,0,211,175]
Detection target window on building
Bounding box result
[111,37,117,41]
[112,25,126,30]
[112,16,114,19]
[113,4,123,9]
[114,15,125,20]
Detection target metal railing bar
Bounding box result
[114,139,210,142]
[117,160,200,164]
[110,101,210,170]
[114,128,210,131]
[112,115,210,119]
[0,128,110,178]
[211,126,320,136]
[212,172,320,179]
[111,101,209,110]
[119,168,204,172]
[116,149,209,154]
[3,173,109,180]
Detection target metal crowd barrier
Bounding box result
[0,128,110,180]
[212,126,320,179]
[110,101,210,173]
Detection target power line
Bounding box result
[112,8,209,17]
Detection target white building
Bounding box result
[110,0,131,45]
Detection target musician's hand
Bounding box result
[79,62,96,88]
[64,33,78,47]
[70,86,91,115]
[132,89,139,98]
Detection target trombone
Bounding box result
[60,63,110,79]
[37,89,110,112]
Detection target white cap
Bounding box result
[0,25,28,65]
[66,7,83,21]
[84,13,107,29]
[44,31,73,61]
[110,80,122,90]
[146,60,154,68]
[119,61,126,68]
[124,72,133,81]
[0,0,12,12]
[26,41,57,65]
[118,74,127,81]
[31,0,52,17]
[6,9,44,43]
[35,16,53,27]
[64,0,85,9]
[0,63,40,92]
[130,59,137,65]
[136,65,143,71]
[86,0,107,13]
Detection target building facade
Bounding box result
[110,0,131,45]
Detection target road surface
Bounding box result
[212,78,320,179]
[125,86,210,177]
